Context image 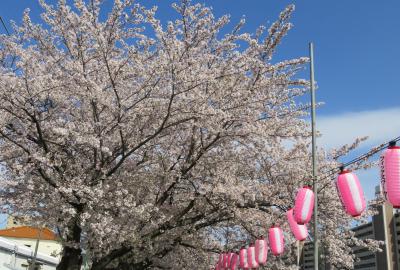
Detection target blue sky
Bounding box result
[1,0,399,227]
[2,0,399,113]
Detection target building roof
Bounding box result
[0,226,58,241]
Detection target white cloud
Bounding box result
[355,168,380,201]
[317,107,400,149]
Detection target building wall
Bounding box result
[301,203,400,270]
[2,216,62,258]
[0,248,57,270]
[6,216,31,229]
[302,241,314,269]
[1,237,62,258]
[352,222,376,270]
[394,212,400,267]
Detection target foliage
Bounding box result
[0,1,378,269]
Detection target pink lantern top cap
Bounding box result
[271,223,280,228]
[339,169,350,174]
[388,141,399,148]
[303,185,312,189]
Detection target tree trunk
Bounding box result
[103,261,152,270]
[56,245,83,270]
[90,246,132,270]
[57,213,83,270]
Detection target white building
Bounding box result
[0,236,59,270]
[0,226,62,259]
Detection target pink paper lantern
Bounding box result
[222,253,230,268]
[381,142,400,208]
[229,253,239,270]
[336,169,366,217]
[247,244,259,268]
[294,186,315,224]
[239,246,249,269]
[287,208,308,241]
[217,253,224,269]
[268,225,284,256]
[255,236,268,265]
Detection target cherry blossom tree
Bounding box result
[0,1,379,269]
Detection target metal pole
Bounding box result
[296,240,300,267]
[29,227,43,270]
[309,42,318,270]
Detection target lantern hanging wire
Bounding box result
[317,136,400,193]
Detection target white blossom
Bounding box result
[0,1,379,269]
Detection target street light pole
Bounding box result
[309,42,319,270]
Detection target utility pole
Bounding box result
[309,42,319,270]
[29,227,43,270]
[296,240,300,267]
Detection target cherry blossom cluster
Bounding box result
[0,1,382,269]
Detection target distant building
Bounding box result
[300,185,400,270]
[6,216,31,229]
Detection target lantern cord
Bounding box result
[317,135,400,192]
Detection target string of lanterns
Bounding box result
[212,138,400,270]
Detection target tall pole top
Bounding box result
[309,41,319,270]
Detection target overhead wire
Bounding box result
[237,136,400,249]
[0,16,10,36]
[317,136,400,192]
